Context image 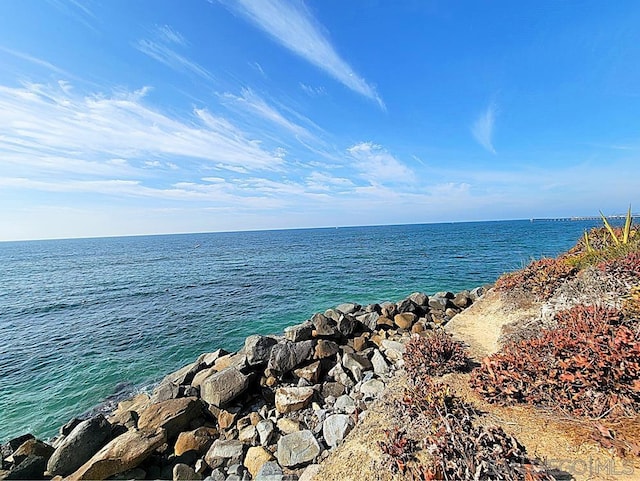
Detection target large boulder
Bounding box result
[47,415,111,477]
[174,427,217,456]
[243,446,275,478]
[4,455,48,480]
[244,335,278,366]
[65,428,166,481]
[313,340,339,360]
[276,430,321,468]
[293,361,322,384]
[394,313,417,330]
[336,315,356,337]
[198,368,251,408]
[355,312,379,331]
[371,349,390,376]
[256,420,275,446]
[266,340,315,378]
[322,414,354,449]
[11,439,53,466]
[284,322,314,342]
[335,303,360,315]
[204,440,244,469]
[342,352,372,381]
[310,313,337,337]
[408,292,429,307]
[137,397,203,439]
[274,387,315,414]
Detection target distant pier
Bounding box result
[531,214,637,222]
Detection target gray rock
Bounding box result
[284,322,314,342]
[226,463,243,476]
[299,464,321,481]
[452,291,471,309]
[336,303,360,315]
[380,302,397,318]
[151,382,180,403]
[199,367,251,408]
[336,315,356,337]
[342,353,372,382]
[328,357,354,388]
[254,461,283,481]
[206,468,226,481]
[4,455,47,480]
[173,463,201,481]
[360,379,385,396]
[428,296,448,311]
[470,285,488,301]
[205,439,244,469]
[321,382,345,399]
[59,418,82,437]
[313,339,339,359]
[275,386,315,414]
[396,298,418,315]
[1,435,34,460]
[371,349,390,376]
[47,414,111,477]
[311,313,337,337]
[380,340,405,361]
[435,291,454,299]
[355,312,379,331]
[408,292,429,306]
[276,430,321,468]
[256,420,275,446]
[244,335,278,366]
[334,395,356,415]
[137,397,203,439]
[322,414,354,449]
[267,340,315,378]
[323,309,341,322]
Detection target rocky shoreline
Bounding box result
[1,286,488,481]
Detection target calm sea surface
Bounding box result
[0,220,602,440]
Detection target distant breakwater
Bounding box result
[0,285,488,481]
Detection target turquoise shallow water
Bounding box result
[0,220,603,441]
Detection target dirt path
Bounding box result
[312,290,640,481]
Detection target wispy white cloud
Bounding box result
[218,0,384,108]
[299,82,326,97]
[305,171,354,192]
[0,46,74,78]
[347,142,414,184]
[0,81,283,176]
[221,88,314,139]
[250,61,267,78]
[471,103,497,154]
[156,25,187,46]
[135,26,212,80]
[46,0,98,32]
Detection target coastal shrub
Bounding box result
[470,305,640,418]
[378,428,419,476]
[403,331,469,378]
[398,377,553,480]
[598,250,640,284]
[495,257,578,300]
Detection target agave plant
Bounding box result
[599,205,633,246]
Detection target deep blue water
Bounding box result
[0,220,602,441]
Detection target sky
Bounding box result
[1,0,639,241]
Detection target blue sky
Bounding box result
[1,0,639,240]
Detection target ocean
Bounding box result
[0,219,602,441]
